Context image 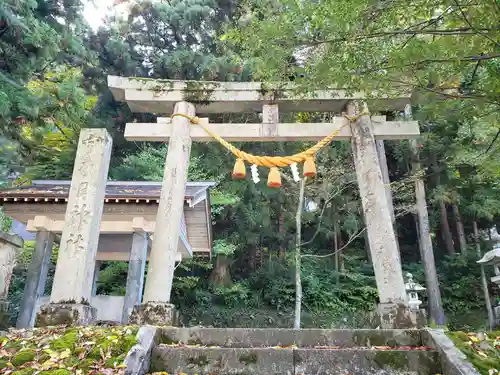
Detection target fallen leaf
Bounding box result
[477,350,488,358]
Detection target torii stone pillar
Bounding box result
[17,230,54,328]
[36,128,113,327]
[129,101,194,325]
[346,101,413,328]
[122,231,148,324]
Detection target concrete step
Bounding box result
[160,328,424,348]
[150,345,441,375]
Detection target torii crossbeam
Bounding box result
[108,75,419,328]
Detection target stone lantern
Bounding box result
[405,272,426,311]
[477,227,500,287]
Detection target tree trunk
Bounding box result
[338,231,346,271]
[294,177,306,329]
[278,212,286,260]
[473,220,495,330]
[334,219,340,285]
[452,204,467,254]
[440,201,455,255]
[210,255,232,287]
[410,138,446,326]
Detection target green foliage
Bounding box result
[211,282,251,307]
[213,239,237,256]
[0,0,91,140]
[0,207,12,232]
[405,252,499,331]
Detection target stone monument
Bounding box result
[0,231,23,328]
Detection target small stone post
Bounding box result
[129,101,194,325]
[17,230,54,328]
[346,101,411,328]
[36,128,113,327]
[122,231,148,324]
[0,231,23,328]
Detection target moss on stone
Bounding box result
[447,331,500,375]
[239,352,258,364]
[39,370,72,375]
[404,329,423,345]
[1,326,138,375]
[161,334,179,345]
[186,354,209,367]
[50,329,78,351]
[183,81,216,105]
[186,337,203,346]
[373,351,409,370]
[12,369,35,375]
[353,331,387,346]
[12,349,36,366]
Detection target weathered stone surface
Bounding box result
[122,232,148,324]
[294,348,440,375]
[0,231,23,301]
[143,101,194,304]
[125,325,158,375]
[151,345,440,375]
[35,303,96,327]
[423,329,481,375]
[50,128,112,304]
[347,101,407,307]
[160,328,423,348]
[0,300,9,330]
[374,303,426,329]
[129,302,176,326]
[0,231,23,248]
[151,346,294,375]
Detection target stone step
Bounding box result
[160,328,424,348]
[150,345,441,375]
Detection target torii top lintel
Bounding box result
[107,76,413,114]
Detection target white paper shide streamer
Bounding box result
[251,164,260,183]
[290,163,301,182]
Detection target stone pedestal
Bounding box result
[373,303,426,329]
[35,303,97,327]
[128,302,176,326]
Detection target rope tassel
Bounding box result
[267,167,281,188]
[232,158,246,179]
[303,156,316,177]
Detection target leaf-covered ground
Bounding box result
[448,331,500,375]
[0,325,138,375]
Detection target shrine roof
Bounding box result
[0,180,215,205]
[108,75,413,114]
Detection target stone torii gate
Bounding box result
[108,76,420,327]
